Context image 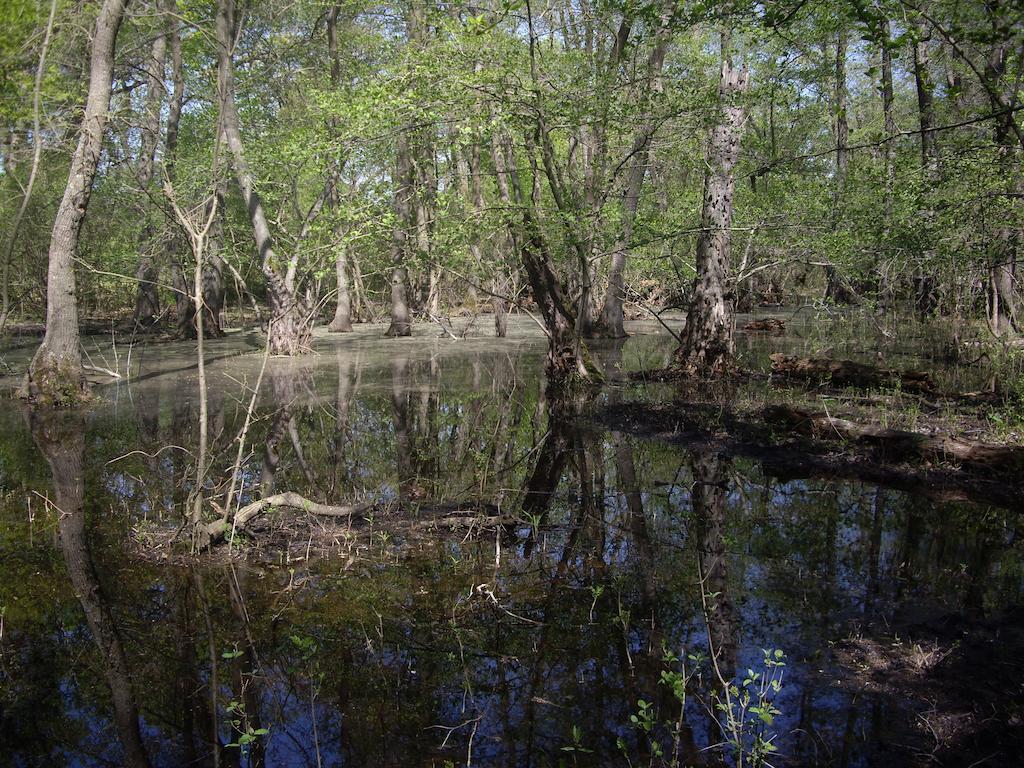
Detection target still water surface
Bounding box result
[1,316,1020,766]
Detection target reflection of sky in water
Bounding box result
[1,317,1021,766]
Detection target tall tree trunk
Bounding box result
[673,33,748,376]
[216,0,310,354]
[594,33,671,339]
[879,20,896,298]
[912,11,940,318]
[131,12,168,330]
[24,0,129,405]
[385,133,414,337]
[593,38,671,339]
[833,25,849,216]
[325,5,353,333]
[161,1,193,338]
[489,123,522,338]
[984,6,1020,335]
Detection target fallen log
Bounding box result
[742,317,785,334]
[762,404,1024,474]
[769,353,934,394]
[201,492,374,548]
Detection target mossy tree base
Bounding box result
[22,347,90,407]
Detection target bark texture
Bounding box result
[673,41,748,376]
[24,0,129,405]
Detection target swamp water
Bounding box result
[1,315,1022,767]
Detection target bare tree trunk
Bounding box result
[385,132,414,337]
[131,10,168,330]
[161,2,193,338]
[912,10,940,318]
[24,0,129,405]
[833,25,849,215]
[673,33,748,376]
[328,240,354,332]
[216,0,310,354]
[983,7,1020,335]
[489,124,521,338]
[325,5,353,334]
[593,14,673,339]
[879,20,896,298]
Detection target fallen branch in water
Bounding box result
[201,492,374,548]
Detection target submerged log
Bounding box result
[762,404,1024,474]
[769,353,934,394]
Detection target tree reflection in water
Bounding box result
[2,335,1023,766]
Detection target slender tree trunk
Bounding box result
[131,13,168,330]
[24,0,129,405]
[912,11,940,318]
[833,25,849,216]
[984,10,1020,335]
[594,15,673,339]
[673,34,748,376]
[385,133,414,337]
[325,5,353,333]
[161,2,193,338]
[201,182,226,337]
[489,123,521,338]
[216,0,310,354]
[879,20,896,298]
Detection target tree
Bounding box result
[216,0,311,354]
[23,0,129,405]
[672,30,749,376]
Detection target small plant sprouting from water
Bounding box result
[588,584,605,623]
[623,646,786,767]
[226,698,269,749]
[560,724,594,763]
[710,648,786,768]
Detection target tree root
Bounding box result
[199,492,374,548]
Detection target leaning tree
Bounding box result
[23,0,130,405]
